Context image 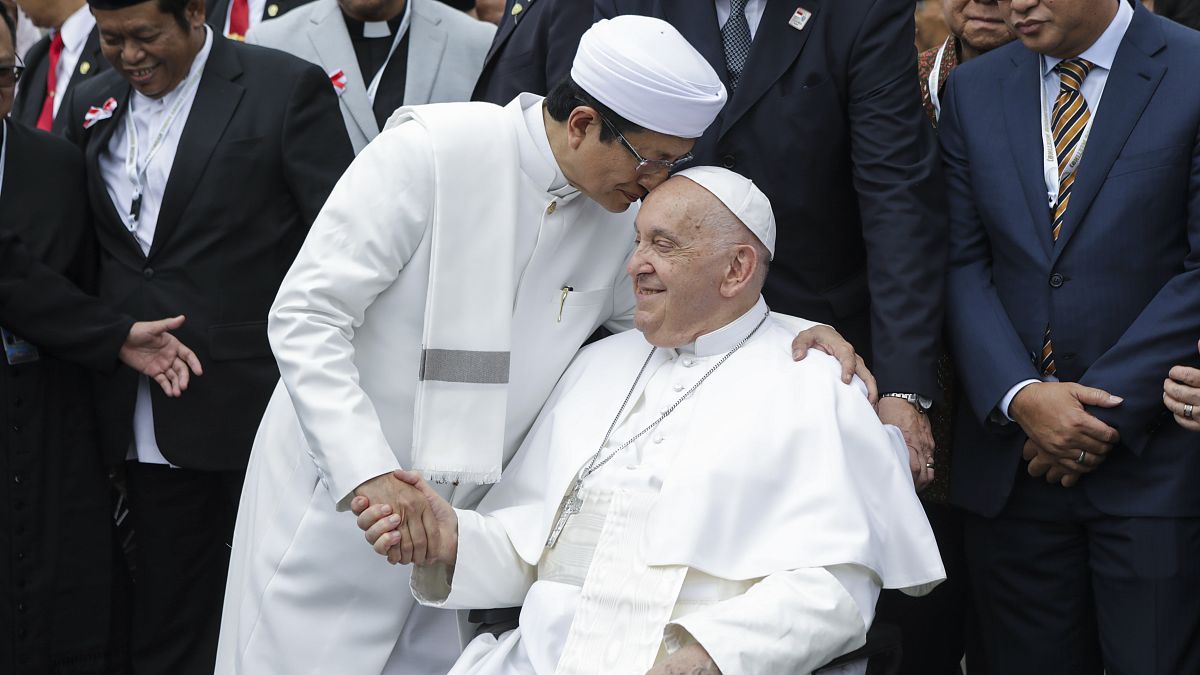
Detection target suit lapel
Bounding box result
[14,38,50,124]
[82,82,146,259]
[309,1,378,138]
[1002,49,1054,260]
[481,0,532,69]
[150,37,245,259]
[659,0,726,88]
[406,3,446,105]
[1051,6,1166,263]
[206,0,230,33]
[719,0,821,137]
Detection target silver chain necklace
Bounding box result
[545,310,770,548]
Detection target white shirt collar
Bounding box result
[676,295,770,358]
[58,4,96,52]
[131,26,213,112]
[1042,0,1133,76]
[513,92,579,199]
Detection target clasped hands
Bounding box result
[1009,382,1123,487]
[351,470,457,565]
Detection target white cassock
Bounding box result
[216,94,719,674]
[411,298,947,675]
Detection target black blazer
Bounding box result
[596,0,948,398]
[12,29,109,134]
[205,0,316,34]
[62,36,354,470]
[0,121,131,371]
[471,0,593,104]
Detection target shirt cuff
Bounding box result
[998,379,1041,422]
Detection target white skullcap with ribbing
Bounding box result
[675,166,776,260]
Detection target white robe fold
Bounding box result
[413,300,946,674]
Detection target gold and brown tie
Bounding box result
[1041,57,1094,377]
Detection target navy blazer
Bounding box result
[942,5,1200,517]
[596,0,947,399]
[472,0,593,104]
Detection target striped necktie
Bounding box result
[1041,57,1094,377]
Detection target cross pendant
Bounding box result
[545,486,583,549]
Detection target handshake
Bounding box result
[350,470,460,566]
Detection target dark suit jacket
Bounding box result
[62,36,354,470]
[596,0,947,398]
[12,29,109,134]
[0,121,131,371]
[472,0,592,104]
[942,5,1200,517]
[205,0,316,34]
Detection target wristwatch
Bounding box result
[881,392,933,414]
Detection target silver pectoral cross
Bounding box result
[545,483,584,549]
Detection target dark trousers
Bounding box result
[874,500,984,675]
[964,470,1200,675]
[124,462,244,675]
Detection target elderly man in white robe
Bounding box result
[217,16,875,675]
[353,168,946,675]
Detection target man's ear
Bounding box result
[565,106,598,151]
[720,243,758,298]
[187,0,207,28]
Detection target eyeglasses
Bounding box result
[0,62,25,88]
[579,99,694,177]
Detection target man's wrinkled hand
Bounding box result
[791,324,878,403]
[352,472,438,565]
[1023,439,1082,487]
[645,643,722,675]
[878,397,935,491]
[352,470,458,565]
[1009,382,1122,469]
[119,315,203,397]
[1164,342,1200,432]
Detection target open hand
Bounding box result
[119,315,203,397]
[791,324,878,403]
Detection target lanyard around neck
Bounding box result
[123,67,204,231]
[365,7,411,104]
[1039,56,1097,210]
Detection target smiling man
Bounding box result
[353,168,945,675]
[59,0,353,671]
[218,15,874,675]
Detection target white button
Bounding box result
[660,408,670,416]
[672,383,685,392]
[682,358,695,367]
[653,436,664,444]
[625,464,639,471]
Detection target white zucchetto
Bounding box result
[571,16,727,139]
[675,166,776,260]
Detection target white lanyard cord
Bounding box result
[928,37,950,123]
[365,5,412,104]
[123,67,204,231]
[1040,57,1096,210]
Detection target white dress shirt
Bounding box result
[98,27,214,465]
[223,0,268,37]
[52,4,97,118]
[715,0,766,40]
[999,0,1133,420]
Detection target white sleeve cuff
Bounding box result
[999,379,1041,421]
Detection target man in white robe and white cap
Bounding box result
[217,15,874,675]
[353,168,946,675]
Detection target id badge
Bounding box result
[2,326,40,365]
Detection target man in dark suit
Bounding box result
[11,0,108,131]
[595,0,947,483]
[205,0,314,39]
[471,0,591,104]
[61,0,353,669]
[941,0,1200,671]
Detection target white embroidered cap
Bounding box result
[675,166,776,260]
[571,16,727,139]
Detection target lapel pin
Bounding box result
[511,2,523,16]
[79,60,91,75]
[329,69,347,97]
[788,6,812,31]
[83,97,118,129]
[267,3,279,16]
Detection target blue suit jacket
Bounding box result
[942,5,1200,517]
[596,0,948,399]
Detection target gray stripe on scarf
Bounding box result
[419,349,510,384]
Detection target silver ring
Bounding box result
[1077,450,1087,464]
[926,462,935,469]
[1185,403,1194,419]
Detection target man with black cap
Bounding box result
[59,0,353,670]
[219,15,872,675]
